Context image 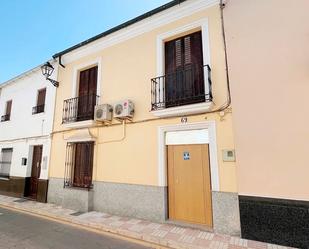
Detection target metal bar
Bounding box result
[150,64,212,110]
[62,94,99,124]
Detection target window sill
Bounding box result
[32,111,45,115]
[62,120,96,129]
[151,101,213,118]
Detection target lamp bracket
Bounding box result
[47,77,59,87]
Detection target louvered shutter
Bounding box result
[164,31,205,107]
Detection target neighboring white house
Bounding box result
[0,62,57,202]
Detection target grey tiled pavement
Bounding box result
[0,195,294,249]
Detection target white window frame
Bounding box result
[65,58,102,128]
[157,121,219,191]
[71,57,102,98]
[155,18,211,108]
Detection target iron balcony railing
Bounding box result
[62,94,99,124]
[1,114,10,122]
[151,64,212,110]
[32,104,45,114]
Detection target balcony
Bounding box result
[150,64,213,117]
[62,94,99,125]
[1,114,10,122]
[32,104,45,114]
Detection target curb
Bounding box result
[0,202,190,249]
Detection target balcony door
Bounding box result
[165,31,205,108]
[77,66,98,121]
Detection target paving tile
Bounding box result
[146,223,162,230]
[129,224,146,232]
[151,229,169,238]
[170,227,186,234]
[228,245,249,249]
[230,237,248,247]
[179,234,196,244]
[214,233,232,242]
[0,194,294,249]
[247,240,268,249]
[164,232,182,241]
[197,231,214,240]
[108,220,125,227]
[126,218,141,225]
[194,237,212,247]
[209,240,229,249]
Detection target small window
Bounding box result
[1,100,12,122]
[64,142,94,189]
[0,148,13,178]
[32,88,46,114]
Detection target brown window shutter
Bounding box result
[73,142,94,188]
[6,100,12,115]
[79,70,89,97]
[165,31,203,72]
[184,36,192,65]
[175,39,183,68]
[165,39,176,74]
[190,31,203,67]
[164,31,205,107]
[88,66,98,94]
[78,66,98,97]
[37,88,46,106]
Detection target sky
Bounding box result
[0,0,171,83]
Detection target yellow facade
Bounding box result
[49,4,237,192]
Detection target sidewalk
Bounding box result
[0,195,292,249]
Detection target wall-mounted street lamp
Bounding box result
[41,62,59,87]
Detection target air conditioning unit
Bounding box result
[94,104,113,122]
[113,100,134,119]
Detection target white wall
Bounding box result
[0,65,57,140]
[0,63,57,178]
[0,137,51,180]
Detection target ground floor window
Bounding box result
[64,142,94,189]
[0,148,13,178]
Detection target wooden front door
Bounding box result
[28,145,43,199]
[167,144,212,227]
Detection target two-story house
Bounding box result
[47,0,239,235]
[0,62,57,202]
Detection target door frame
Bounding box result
[26,145,43,200]
[157,121,219,191]
[71,58,101,98]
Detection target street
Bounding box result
[0,207,152,249]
